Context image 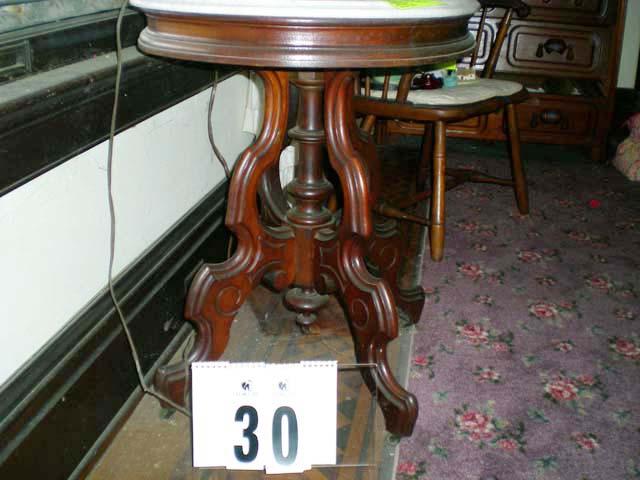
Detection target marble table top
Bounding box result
[129,0,479,20]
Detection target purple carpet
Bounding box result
[394,140,640,480]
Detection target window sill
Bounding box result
[0,45,236,197]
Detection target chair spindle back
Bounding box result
[475,0,531,78]
[358,1,530,131]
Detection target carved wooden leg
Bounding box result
[505,104,529,215]
[342,77,426,325]
[317,229,418,436]
[154,71,295,407]
[367,217,425,324]
[417,122,434,192]
[349,110,426,324]
[322,71,418,437]
[429,121,447,261]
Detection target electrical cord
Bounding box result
[107,0,250,419]
[208,70,232,180]
[108,0,235,418]
[107,0,191,418]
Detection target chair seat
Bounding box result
[370,78,524,107]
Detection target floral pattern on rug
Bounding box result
[394,141,640,480]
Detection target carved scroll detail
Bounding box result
[320,71,418,436]
[154,71,294,408]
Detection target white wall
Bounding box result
[618,0,640,88]
[0,73,255,387]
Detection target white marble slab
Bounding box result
[129,0,479,20]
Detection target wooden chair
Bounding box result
[354,0,531,261]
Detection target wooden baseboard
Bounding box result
[0,183,230,479]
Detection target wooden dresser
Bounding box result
[386,0,627,161]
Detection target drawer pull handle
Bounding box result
[567,45,574,61]
[536,38,575,61]
[530,110,569,130]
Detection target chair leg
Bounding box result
[375,119,388,144]
[430,121,446,261]
[505,103,529,215]
[417,122,433,192]
[361,114,376,135]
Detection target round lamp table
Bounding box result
[130,0,477,437]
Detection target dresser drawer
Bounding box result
[503,24,608,77]
[517,100,598,138]
[526,0,606,14]
[483,0,614,24]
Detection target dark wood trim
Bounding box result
[0,51,235,197]
[477,0,530,18]
[0,183,230,479]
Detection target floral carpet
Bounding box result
[392,140,640,480]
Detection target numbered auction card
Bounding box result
[191,360,337,474]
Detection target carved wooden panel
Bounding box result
[484,0,614,23]
[525,0,609,18]
[517,97,599,137]
[502,23,608,77]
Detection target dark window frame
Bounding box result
[0,9,235,198]
[0,8,142,85]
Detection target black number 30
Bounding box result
[234,405,299,465]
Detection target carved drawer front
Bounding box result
[517,101,597,138]
[506,25,607,77]
[482,0,613,23]
[526,0,613,25]
[526,0,606,14]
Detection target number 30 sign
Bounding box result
[191,361,337,474]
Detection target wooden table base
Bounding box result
[154,70,424,437]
